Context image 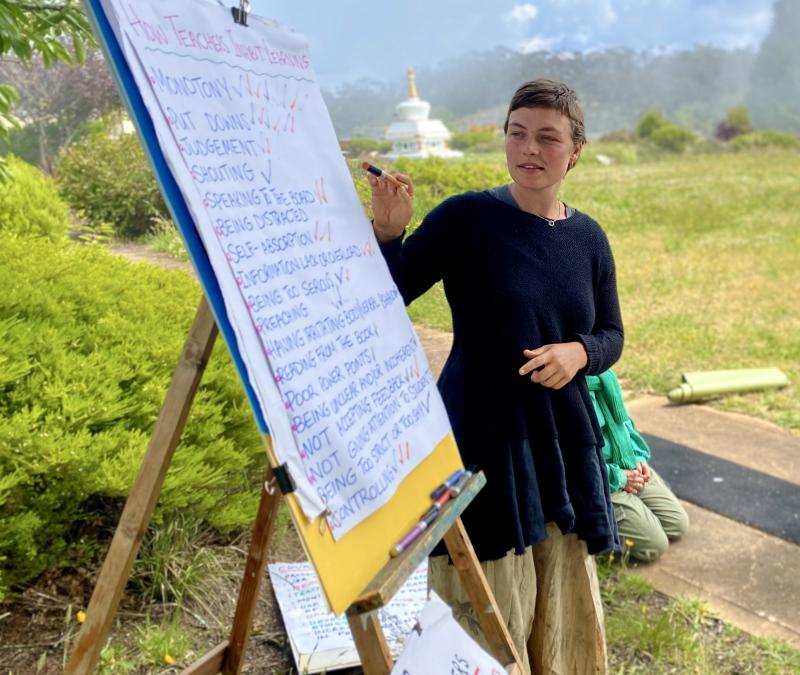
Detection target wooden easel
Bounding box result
[65,298,523,675]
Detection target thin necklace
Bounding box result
[535,200,564,227]
[508,185,564,226]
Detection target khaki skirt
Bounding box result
[428,522,607,675]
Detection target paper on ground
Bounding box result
[268,560,427,673]
[391,592,508,675]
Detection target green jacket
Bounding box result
[586,370,651,493]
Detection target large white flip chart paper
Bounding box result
[269,561,427,673]
[100,0,451,537]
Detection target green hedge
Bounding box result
[0,236,263,600]
[650,124,696,153]
[57,131,168,238]
[341,137,392,155]
[635,111,696,154]
[730,130,800,150]
[450,129,503,153]
[390,157,507,225]
[350,156,509,232]
[0,156,69,240]
[636,111,669,139]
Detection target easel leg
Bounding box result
[65,298,218,675]
[443,517,524,675]
[221,460,283,675]
[347,611,393,675]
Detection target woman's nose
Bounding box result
[523,139,539,155]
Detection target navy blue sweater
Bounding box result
[380,190,623,559]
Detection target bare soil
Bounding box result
[1,513,383,674]
[0,525,306,674]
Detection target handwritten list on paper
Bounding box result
[269,561,427,671]
[101,0,453,538]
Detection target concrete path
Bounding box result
[627,397,800,648]
[416,328,800,649]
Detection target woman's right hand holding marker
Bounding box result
[365,164,414,243]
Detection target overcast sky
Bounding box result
[249,0,774,89]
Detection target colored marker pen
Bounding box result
[431,468,464,500]
[449,470,473,497]
[390,487,458,557]
[361,161,408,190]
[391,520,427,557]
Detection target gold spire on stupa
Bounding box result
[408,67,418,99]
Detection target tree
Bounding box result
[650,124,695,153]
[636,111,668,139]
[0,1,96,143]
[0,49,120,171]
[715,106,752,141]
[748,0,800,131]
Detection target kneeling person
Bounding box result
[587,370,689,562]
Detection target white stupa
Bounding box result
[384,68,463,160]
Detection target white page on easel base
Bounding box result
[98,0,452,538]
[391,592,508,675]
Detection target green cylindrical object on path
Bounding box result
[667,368,789,403]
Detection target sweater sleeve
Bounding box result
[625,419,652,464]
[378,198,456,306]
[606,461,627,493]
[576,229,624,375]
[592,389,626,493]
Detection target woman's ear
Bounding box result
[568,143,584,171]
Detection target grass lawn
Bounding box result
[599,557,800,674]
[7,150,788,675]
[394,151,800,432]
[90,148,799,673]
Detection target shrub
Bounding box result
[729,130,800,150]
[715,106,753,141]
[450,126,502,152]
[383,157,508,226]
[144,216,188,261]
[0,156,68,240]
[636,111,669,139]
[57,130,168,238]
[135,613,190,667]
[351,156,509,225]
[0,235,263,600]
[597,129,638,143]
[0,123,64,169]
[649,124,696,153]
[341,137,391,155]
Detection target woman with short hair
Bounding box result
[369,79,622,674]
